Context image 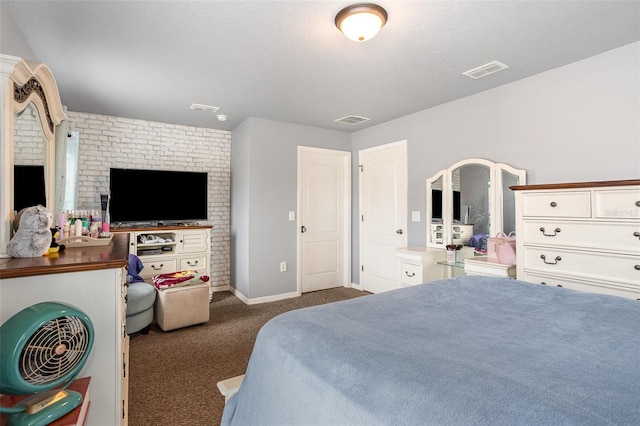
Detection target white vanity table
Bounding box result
[463,256,516,278]
[396,246,473,287]
[396,158,526,287]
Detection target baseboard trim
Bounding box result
[228,287,299,305]
[211,284,230,292]
[228,284,365,305]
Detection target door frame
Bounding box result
[358,140,408,292]
[297,146,351,295]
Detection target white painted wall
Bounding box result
[0,1,35,59]
[350,42,640,281]
[230,118,351,300]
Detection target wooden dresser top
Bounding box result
[0,233,129,279]
[510,179,640,191]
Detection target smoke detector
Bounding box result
[463,61,509,79]
[334,115,370,125]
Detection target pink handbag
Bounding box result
[487,232,517,265]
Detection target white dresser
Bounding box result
[512,180,640,299]
[115,225,213,300]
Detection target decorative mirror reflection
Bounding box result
[0,54,67,258]
[426,158,526,249]
[13,103,47,212]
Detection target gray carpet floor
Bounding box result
[128,287,369,425]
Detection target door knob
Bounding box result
[396,229,403,235]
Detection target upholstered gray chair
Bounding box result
[126,281,156,334]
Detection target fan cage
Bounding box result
[19,315,91,385]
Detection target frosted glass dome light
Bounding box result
[335,3,388,42]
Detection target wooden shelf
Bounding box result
[1,377,90,426]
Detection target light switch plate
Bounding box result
[411,211,421,222]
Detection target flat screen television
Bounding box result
[109,168,208,224]
[14,165,46,212]
[431,189,461,222]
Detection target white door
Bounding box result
[298,146,351,293]
[359,141,407,293]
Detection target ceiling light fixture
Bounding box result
[335,3,388,42]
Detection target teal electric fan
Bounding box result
[0,302,94,425]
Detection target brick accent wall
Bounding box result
[14,105,45,165]
[67,111,230,288]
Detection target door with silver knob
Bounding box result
[298,147,350,294]
[359,141,407,294]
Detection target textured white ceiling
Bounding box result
[4,1,640,132]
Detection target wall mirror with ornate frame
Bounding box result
[1,54,67,258]
[426,158,526,249]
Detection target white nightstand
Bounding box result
[463,257,516,278]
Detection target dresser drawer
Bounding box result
[523,247,640,287]
[523,272,640,300]
[521,221,640,254]
[522,191,591,218]
[179,255,208,273]
[594,188,640,219]
[400,262,423,286]
[139,257,178,278]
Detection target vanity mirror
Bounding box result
[1,54,67,258]
[426,158,526,249]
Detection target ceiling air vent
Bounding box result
[334,115,370,125]
[463,61,509,79]
[190,103,220,113]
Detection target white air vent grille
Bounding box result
[334,115,370,125]
[190,103,220,113]
[463,61,509,79]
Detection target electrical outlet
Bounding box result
[289,211,295,221]
[411,211,421,222]
[280,261,287,272]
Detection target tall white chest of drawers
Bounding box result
[512,180,640,299]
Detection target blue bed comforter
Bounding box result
[221,276,640,425]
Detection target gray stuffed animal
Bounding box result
[7,205,53,258]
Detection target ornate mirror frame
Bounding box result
[426,158,526,249]
[0,54,66,258]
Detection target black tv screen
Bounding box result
[14,165,46,212]
[109,168,208,224]
[431,189,461,221]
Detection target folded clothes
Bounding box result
[152,270,210,290]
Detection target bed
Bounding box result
[221,276,640,425]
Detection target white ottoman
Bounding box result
[154,282,210,331]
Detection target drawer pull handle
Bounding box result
[541,281,564,287]
[636,201,640,207]
[550,201,557,207]
[540,254,561,265]
[151,264,164,270]
[187,260,199,266]
[539,227,561,237]
[635,265,640,271]
[405,271,415,277]
[634,231,640,239]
